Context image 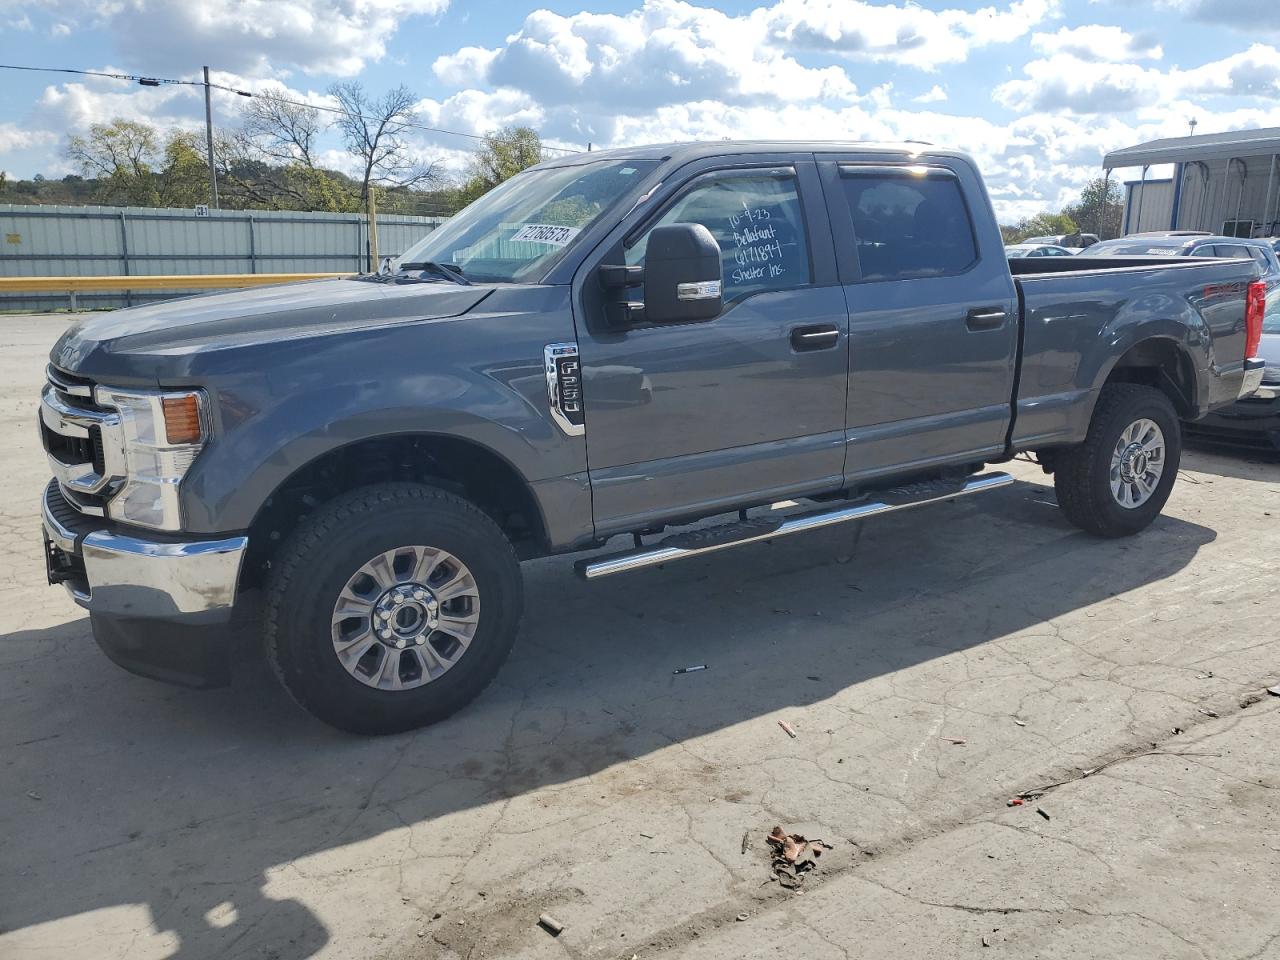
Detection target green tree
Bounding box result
[65,118,162,205]
[1062,177,1123,240]
[1004,212,1078,244]
[457,126,544,205]
[158,131,210,207]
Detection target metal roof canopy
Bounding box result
[1104,127,1280,169]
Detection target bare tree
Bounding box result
[327,81,436,202]
[242,89,321,168]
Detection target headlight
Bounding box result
[94,387,208,531]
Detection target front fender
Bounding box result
[177,289,584,534]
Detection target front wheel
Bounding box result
[263,483,522,735]
[1053,383,1182,538]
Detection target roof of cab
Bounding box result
[533,140,965,168]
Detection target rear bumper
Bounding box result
[41,480,247,687]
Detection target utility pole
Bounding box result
[367,188,380,273]
[1188,117,1198,137]
[202,66,219,209]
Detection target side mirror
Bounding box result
[644,223,723,324]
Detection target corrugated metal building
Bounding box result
[1104,127,1280,238]
[0,204,447,311]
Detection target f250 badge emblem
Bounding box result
[544,343,585,437]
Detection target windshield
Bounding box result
[395,159,660,283]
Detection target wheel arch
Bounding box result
[239,432,550,590]
[1100,335,1200,419]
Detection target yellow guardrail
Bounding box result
[0,272,350,293]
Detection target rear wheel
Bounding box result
[264,483,522,735]
[1053,383,1182,538]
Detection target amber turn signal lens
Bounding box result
[161,394,203,445]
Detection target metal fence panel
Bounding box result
[0,203,447,311]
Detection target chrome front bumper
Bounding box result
[42,481,248,619]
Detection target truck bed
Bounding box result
[1008,255,1260,451]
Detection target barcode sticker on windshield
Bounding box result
[509,224,581,246]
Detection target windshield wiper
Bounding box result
[397,261,472,285]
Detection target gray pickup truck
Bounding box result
[39,141,1267,734]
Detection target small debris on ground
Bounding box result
[1014,719,1028,727]
[941,736,967,745]
[778,720,798,739]
[1036,807,1051,821]
[766,826,832,888]
[982,935,991,947]
[673,665,706,675]
[741,830,750,855]
[1199,708,1219,718]
[538,914,564,937]
[26,792,41,801]
[1267,685,1280,698]
[736,913,749,922]
[1006,797,1024,807]
[1172,727,1184,735]
[639,831,655,839]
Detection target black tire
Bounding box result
[1054,383,1182,538]
[263,482,522,735]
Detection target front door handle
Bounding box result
[791,324,841,351]
[965,307,1008,331]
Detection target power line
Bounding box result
[0,62,582,155]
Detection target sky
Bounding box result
[1,0,1279,220]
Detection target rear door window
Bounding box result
[838,168,978,281]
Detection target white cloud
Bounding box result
[996,43,1280,113]
[0,122,58,155]
[764,0,1060,70]
[914,85,948,103]
[4,0,448,77]
[1155,0,1280,36]
[51,21,70,37]
[457,1,862,114]
[1030,25,1162,61]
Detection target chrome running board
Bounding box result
[575,471,1014,580]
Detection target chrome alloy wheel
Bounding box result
[1109,417,1166,509]
[330,545,480,690]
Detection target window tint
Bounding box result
[627,171,810,302]
[839,170,977,281]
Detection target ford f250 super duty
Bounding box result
[39,141,1268,734]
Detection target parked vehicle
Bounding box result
[1024,232,1101,249]
[1091,232,1280,313]
[39,141,1267,734]
[1184,323,1280,451]
[1005,243,1077,259]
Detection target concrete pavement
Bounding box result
[0,312,1277,960]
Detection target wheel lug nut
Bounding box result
[378,628,391,639]
[413,588,426,599]
[392,594,405,604]
[395,639,406,649]
[415,635,426,645]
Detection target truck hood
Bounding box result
[51,278,492,384]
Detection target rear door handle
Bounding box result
[791,324,841,351]
[965,307,1008,331]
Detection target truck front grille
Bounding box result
[39,366,121,516]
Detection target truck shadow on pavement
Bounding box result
[0,480,1218,959]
